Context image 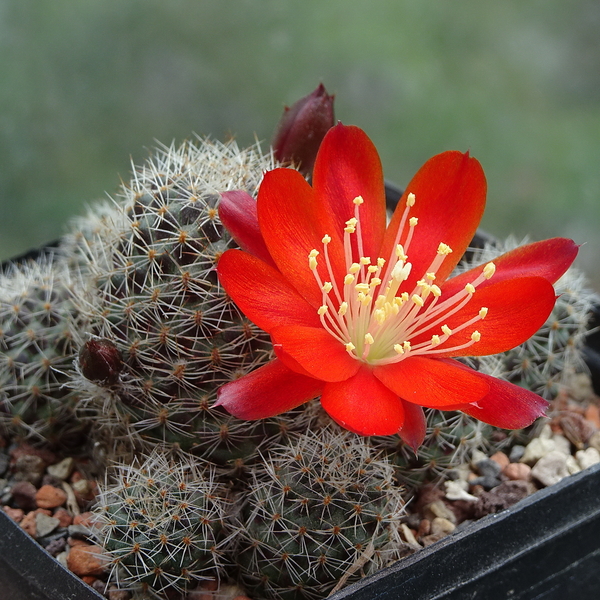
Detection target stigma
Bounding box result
[308,193,493,366]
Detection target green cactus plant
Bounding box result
[0,256,85,447]
[64,138,294,468]
[234,427,406,600]
[93,446,231,598]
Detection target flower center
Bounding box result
[308,194,494,366]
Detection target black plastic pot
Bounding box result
[0,508,104,600]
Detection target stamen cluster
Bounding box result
[309,193,494,366]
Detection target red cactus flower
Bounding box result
[217,124,578,449]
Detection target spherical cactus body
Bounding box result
[0,256,85,446]
[93,447,230,597]
[65,138,281,466]
[235,428,405,599]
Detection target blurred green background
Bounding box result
[1,0,599,285]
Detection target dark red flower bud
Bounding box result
[272,83,335,175]
[79,339,123,385]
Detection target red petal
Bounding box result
[444,360,548,429]
[218,191,276,267]
[273,343,318,378]
[441,238,579,299]
[397,401,427,451]
[215,358,324,420]
[312,124,387,260]
[379,151,486,290]
[320,365,405,436]
[270,325,361,382]
[217,249,321,333]
[416,276,557,357]
[373,356,489,408]
[257,168,346,307]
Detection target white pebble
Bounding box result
[551,434,571,456]
[531,450,570,487]
[445,480,478,502]
[400,523,421,549]
[471,449,488,465]
[47,457,75,481]
[566,455,581,475]
[431,517,456,536]
[521,437,556,465]
[588,431,600,453]
[539,423,553,440]
[576,447,600,470]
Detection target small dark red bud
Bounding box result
[272,83,335,176]
[79,339,123,385]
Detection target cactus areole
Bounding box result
[216,124,578,448]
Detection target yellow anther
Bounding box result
[479,307,488,318]
[403,341,411,351]
[406,193,416,207]
[317,305,328,316]
[353,196,364,205]
[364,333,375,345]
[437,243,453,255]
[483,262,496,279]
[338,302,348,316]
[309,249,319,258]
[377,257,386,268]
[411,294,424,307]
[393,296,404,306]
[395,244,408,260]
[322,282,333,293]
[409,217,418,227]
[431,335,441,346]
[465,283,476,294]
[349,263,361,274]
[344,274,355,285]
[360,256,371,265]
[309,256,318,270]
[355,283,370,293]
[374,309,386,325]
[401,292,409,302]
[369,277,382,288]
[375,295,386,309]
[441,324,452,336]
[471,330,481,342]
[345,342,356,352]
[367,265,378,273]
[394,344,404,355]
[344,217,358,233]
[358,293,372,306]
[426,272,436,281]
[322,234,331,244]
[430,284,442,297]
